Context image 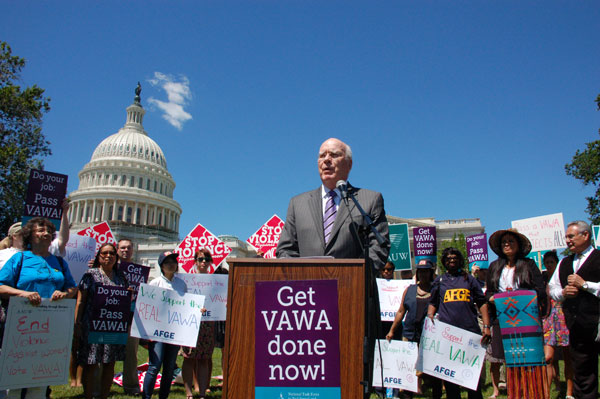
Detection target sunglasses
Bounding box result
[195,257,212,263]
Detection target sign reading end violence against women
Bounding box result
[372,339,419,393]
[246,214,284,259]
[413,226,437,263]
[418,318,486,391]
[176,223,232,272]
[255,280,341,399]
[88,285,131,345]
[0,298,75,390]
[131,283,205,347]
[22,169,68,230]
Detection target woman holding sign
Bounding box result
[428,247,491,399]
[0,217,77,399]
[485,229,547,399]
[181,248,216,399]
[75,243,130,399]
[142,251,188,399]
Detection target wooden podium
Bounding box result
[222,257,366,399]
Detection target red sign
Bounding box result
[176,223,231,273]
[246,215,284,259]
[77,222,118,252]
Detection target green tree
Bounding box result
[436,233,468,273]
[564,93,600,225]
[0,42,51,236]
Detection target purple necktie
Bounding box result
[323,190,337,244]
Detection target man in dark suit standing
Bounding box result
[276,138,389,270]
[549,220,600,399]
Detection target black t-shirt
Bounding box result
[430,272,486,334]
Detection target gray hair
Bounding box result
[567,220,592,236]
[344,143,353,161]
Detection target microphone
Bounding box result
[336,180,349,204]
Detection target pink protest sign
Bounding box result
[176,223,232,273]
[77,221,118,252]
[246,214,284,259]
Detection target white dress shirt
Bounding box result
[149,273,188,295]
[321,185,341,216]
[549,245,599,301]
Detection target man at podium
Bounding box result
[276,138,389,270]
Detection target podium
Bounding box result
[222,257,366,399]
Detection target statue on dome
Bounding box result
[134,82,142,104]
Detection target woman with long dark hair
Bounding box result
[75,243,129,399]
[485,229,546,398]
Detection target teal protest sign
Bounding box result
[388,224,411,270]
[594,225,599,249]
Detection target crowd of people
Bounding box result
[382,222,598,399]
[0,214,223,399]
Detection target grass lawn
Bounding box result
[49,348,573,398]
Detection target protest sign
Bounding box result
[593,225,599,249]
[22,169,68,230]
[89,285,131,344]
[413,226,437,263]
[255,280,341,399]
[511,213,566,252]
[246,214,284,259]
[418,318,486,391]
[466,233,488,271]
[131,283,205,347]
[77,221,118,252]
[64,233,96,283]
[176,223,231,272]
[118,261,151,300]
[372,339,419,393]
[0,298,75,390]
[388,224,411,270]
[175,273,228,321]
[376,278,413,321]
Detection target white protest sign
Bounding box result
[0,298,75,390]
[417,318,486,390]
[372,339,419,393]
[131,283,205,347]
[64,233,96,283]
[511,213,566,252]
[376,278,413,321]
[175,273,228,321]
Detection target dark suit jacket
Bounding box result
[276,184,389,270]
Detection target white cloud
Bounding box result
[147,72,192,130]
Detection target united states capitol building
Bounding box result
[67,87,255,275]
[67,85,484,274]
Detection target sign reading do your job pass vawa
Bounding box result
[255,280,341,399]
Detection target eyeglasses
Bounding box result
[100,251,116,257]
[195,257,212,263]
[565,232,585,240]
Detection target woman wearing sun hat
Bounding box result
[485,228,547,398]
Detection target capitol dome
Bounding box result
[68,86,182,242]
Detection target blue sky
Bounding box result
[2,1,599,247]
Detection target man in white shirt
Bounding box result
[548,220,600,399]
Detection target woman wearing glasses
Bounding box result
[485,229,547,398]
[181,248,216,399]
[0,217,77,399]
[75,243,130,399]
